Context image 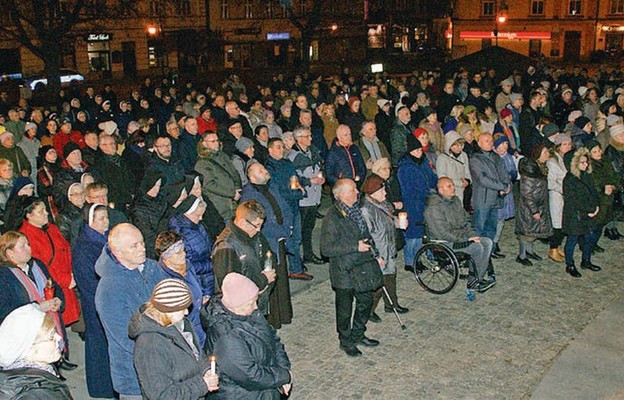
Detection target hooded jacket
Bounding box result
[397,153,438,239]
[424,192,475,247]
[515,158,553,238]
[94,245,165,395]
[0,368,73,399]
[202,298,291,400]
[435,130,471,202]
[129,308,209,400]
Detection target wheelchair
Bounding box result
[412,238,476,295]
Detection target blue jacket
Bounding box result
[325,141,367,187]
[168,213,215,297]
[94,245,165,396]
[264,156,304,211]
[398,154,438,239]
[160,262,206,347]
[72,226,114,398]
[240,183,294,257]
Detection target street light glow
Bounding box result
[497,15,507,24]
[147,25,158,36]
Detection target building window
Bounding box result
[177,0,191,16]
[244,0,253,18]
[281,4,291,17]
[148,0,160,16]
[529,39,542,57]
[266,0,274,18]
[482,1,495,16]
[87,40,111,72]
[530,0,544,15]
[612,0,624,13]
[568,0,581,14]
[220,0,229,19]
[299,0,307,16]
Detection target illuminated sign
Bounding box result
[267,32,290,40]
[86,33,112,42]
[459,31,551,40]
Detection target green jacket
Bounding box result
[592,156,619,226]
[0,145,31,174]
[194,147,241,223]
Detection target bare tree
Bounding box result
[0,0,134,96]
[287,0,327,71]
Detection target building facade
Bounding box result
[0,0,449,80]
[451,0,624,61]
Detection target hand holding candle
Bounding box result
[210,355,216,374]
[398,212,408,230]
[44,278,55,300]
[264,251,273,271]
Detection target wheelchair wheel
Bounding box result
[413,243,459,294]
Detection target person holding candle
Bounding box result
[360,175,409,323]
[211,200,276,318]
[203,272,292,399]
[130,278,219,399]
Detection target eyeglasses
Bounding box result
[204,139,220,143]
[244,218,262,230]
[299,134,312,138]
[155,144,172,148]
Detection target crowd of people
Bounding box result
[0,62,623,398]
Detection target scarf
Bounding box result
[408,153,426,165]
[253,184,283,225]
[339,200,368,236]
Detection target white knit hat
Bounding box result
[0,304,46,367]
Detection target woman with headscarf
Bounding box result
[71,204,114,398]
[129,279,219,399]
[155,231,206,346]
[202,273,292,399]
[515,143,553,266]
[169,195,215,301]
[19,198,80,327]
[0,304,72,399]
[185,173,225,243]
[3,177,36,232]
[130,169,169,259]
[36,145,61,218]
[56,182,85,243]
[562,148,601,277]
[0,158,15,218]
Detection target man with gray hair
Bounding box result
[321,179,382,357]
[95,223,165,399]
[288,125,325,265]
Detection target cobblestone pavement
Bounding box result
[64,220,624,399]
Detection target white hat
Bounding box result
[0,304,46,368]
[377,99,391,108]
[607,114,621,127]
[610,123,624,138]
[578,86,588,98]
[98,120,118,136]
[568,110,583,123]
[25,122,37,132]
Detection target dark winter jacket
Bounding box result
[194,148,241,223]
[93,152,136,210]
[94,245,166,396]
[0,368,73,399]
[562,151,600,236]
[515,158,553,238]
[129,193,169,259]
[591,156,619,226]
[129,308,210,400]
[211,224,272,314]
[264,156,304,211]
[168,213,215,297]
[424,192,475,248]
[397,153,437,239]
[202,298,291,400]
[390,119,415,165]
[146,153,186,196]
[325,140,367,187]
[320,202,378,289]
[177,131,202,173]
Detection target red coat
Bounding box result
[20,221,80,325]
[197,116,217,134]
[53,130,86,160]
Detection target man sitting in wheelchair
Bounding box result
[423,177,496,293]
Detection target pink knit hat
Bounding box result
[221,273,260,309]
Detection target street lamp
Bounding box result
[494,8,507,46]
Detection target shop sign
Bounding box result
[459,31,551,40]
[86,33,112,42]
[267,32,290,40]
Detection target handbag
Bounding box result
[350,259,383,293]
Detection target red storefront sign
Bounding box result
[459,31,551,40]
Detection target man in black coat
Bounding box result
[320,179,382,357]
[94,134,136,212]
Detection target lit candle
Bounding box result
[289,175,299,190]
[317,171,323,179]
[264,251,273,271]
[398,212,408,229]
[210,355,216,374]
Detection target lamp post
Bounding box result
[494,3,508,47]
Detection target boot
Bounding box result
[566,264,582,278]
[548,248,564,263]
[613,228,624,239]
[605,228,618,240]
[581,259,601,271]
[592,244,605,254]
[557,247,565,258]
